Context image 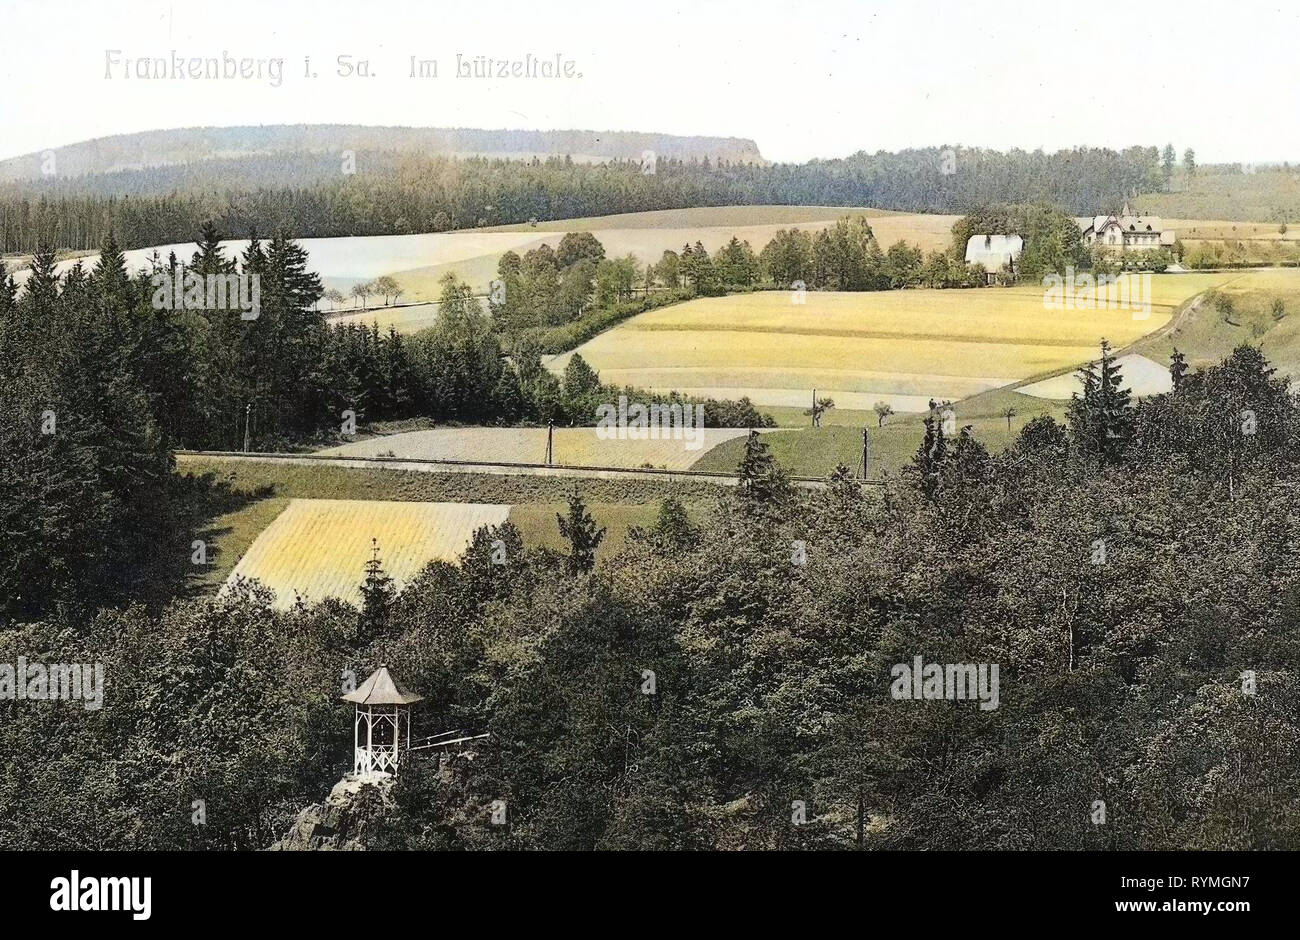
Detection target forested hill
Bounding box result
[0,142,1164,253]
[0,124,767,186]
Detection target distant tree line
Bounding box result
[0,145,1166,253]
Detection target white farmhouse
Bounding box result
[964,234,1024,284]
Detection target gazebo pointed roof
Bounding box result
[342,666,424,706]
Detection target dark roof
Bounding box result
[342,666,425,706]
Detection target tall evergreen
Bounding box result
[557,488,606,575]
[359,539,396,638]
[735,429,791,506]
[911,404,949,499]
[1068,340,1133,464]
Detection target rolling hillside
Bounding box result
[0,124,765,186]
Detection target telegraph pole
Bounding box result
[861,427,870,479]
[243,403,252,453]
[546,419,554,465]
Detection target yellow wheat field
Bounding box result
[224,498,511,609]
[549,276,1232,411]
[320,426,757,469]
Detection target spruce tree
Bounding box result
[492,364,526,423]
[650,495,697,550]
[0,271,15,320]
[911,407,948,499]
[359,539,396,638]
[91,230,130,301]
[192,221,235,275]
[557,488,606,575]
[24,242,60,310]
[1067,340,1133,463]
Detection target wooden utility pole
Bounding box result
[243,403,252,454]
[861,427,870,479]
[546,420,554,465]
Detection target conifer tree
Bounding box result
[1169,348,1189,390]
[1068,340,1133,463]
[650,495,697,550]
[192,221,236,275]
[491,363,526,423]
[911,408,948,499]
[557,488,606,575]
[0,270,15,320]
[359,539,396,638]
[24,242,60,310]
[91,230,131,307]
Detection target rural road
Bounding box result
[176,450,840,489]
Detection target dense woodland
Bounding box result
[3,336,1299,849]
[0,145,1167,253]
[4,200,1299,850]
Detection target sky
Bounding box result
[2,0,1297,165]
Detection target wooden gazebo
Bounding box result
[342,666,424,776]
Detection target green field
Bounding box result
[694,387,1069,478]
[326,302,442,333]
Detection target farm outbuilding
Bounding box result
[964,234,1025,283]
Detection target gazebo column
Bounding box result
[365,707,374,771]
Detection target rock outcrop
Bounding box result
[269,772,395,851]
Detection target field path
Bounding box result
[176,450,836,488]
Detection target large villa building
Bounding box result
[1079,205,1176,252]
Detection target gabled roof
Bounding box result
[1084,213,1165,236]
[964,233,1024,268]
[342,666,425,706]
